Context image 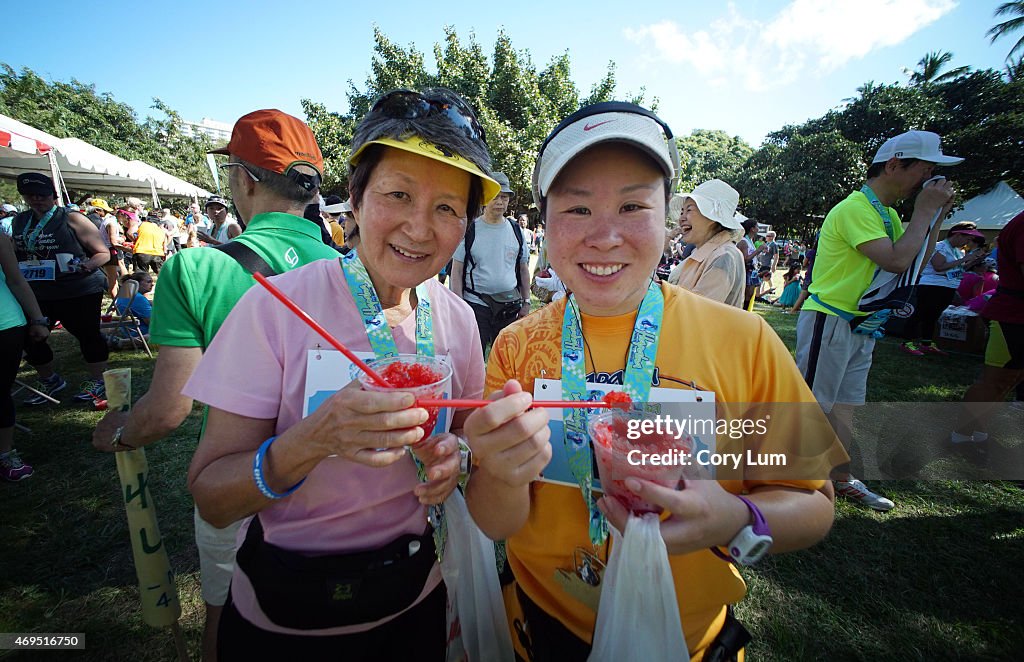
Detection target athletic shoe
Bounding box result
[22,373,67,405]
[73,378,106,402]
[0,449,34,482]
[835,478,895,512]
[918,343,948,357]
[900,342,924,356]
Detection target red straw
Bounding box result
[252,273,390,388]
[416,398,622,410]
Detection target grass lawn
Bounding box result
[1,302,1022,660]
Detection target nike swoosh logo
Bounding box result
[583,120,614,131]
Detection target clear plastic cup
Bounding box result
[354,354,452,448]
[588,410,693,514]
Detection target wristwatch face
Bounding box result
[731,527,773,565]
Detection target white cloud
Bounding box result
[624,0,956,91]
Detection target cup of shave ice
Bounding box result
[588,409,694,514]
[353,355,452,448]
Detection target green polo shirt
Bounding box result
[805,190,904,317]
[150,212,339,348]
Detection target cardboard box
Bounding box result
[935,306,988,355]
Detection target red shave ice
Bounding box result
[601,391,632,408]
[589,412,692,514]
[379,361,442,388]
[357,355,452,447]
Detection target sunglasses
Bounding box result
[371,89,486,144]
[219,162,261,182]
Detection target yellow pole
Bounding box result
[103,369,187,660]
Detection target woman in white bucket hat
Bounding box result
[667,179,746,307]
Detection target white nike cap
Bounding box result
[532,102,678,208]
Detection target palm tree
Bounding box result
[904,51,970,85]
[1005,55,1024,82]
[988,1,1024,61]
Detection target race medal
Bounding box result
[18,260,56,281]
[553,548,606,613]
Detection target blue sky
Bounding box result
[0,0,1015,146]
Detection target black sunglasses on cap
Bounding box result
[371,89,487,144]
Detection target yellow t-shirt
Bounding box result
[133,221,166,256]
[805,190,904,316]
[329,220,346,247]
[486,283,835,658]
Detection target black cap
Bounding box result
[205,195,229,210]
[323,194,343,206]
[17,172,56,197]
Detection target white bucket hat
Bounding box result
[672,179,742,230]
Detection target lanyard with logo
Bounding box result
[561,281,664,545]
[860,186,896,241]
[20,206,58,256]
[338,250,445,556]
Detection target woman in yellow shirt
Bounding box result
[462,103,840,660]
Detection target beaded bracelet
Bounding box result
[252,436,305,500]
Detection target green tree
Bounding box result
[1005,55,1024,81]
[0,64,216,200]
[736,131,862,239]
[675,129,754,193]
[988,1,1024,61]
[300,27,641,208]
[905,51,970,86]
[924,69,1024,199]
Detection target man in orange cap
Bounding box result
[92,109,341,662]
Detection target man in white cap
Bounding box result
[451,171,530,351]
[795,130,961,511]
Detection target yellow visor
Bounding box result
[350,135,500,205]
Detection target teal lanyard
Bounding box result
[860,186,895,241]
[21,206,57,256]
[561,281,664,545]
[338,250,446,556]
[338,250,433,358]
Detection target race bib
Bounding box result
[18,260,56,281]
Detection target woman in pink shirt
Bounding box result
[184,89,503,658]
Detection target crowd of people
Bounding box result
[2,86,1021,661]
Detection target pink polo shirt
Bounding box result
[184,258,485,635]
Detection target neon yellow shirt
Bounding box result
[805,190,904,316]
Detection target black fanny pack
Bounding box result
[467,287,523,321]
[235,515,436,630]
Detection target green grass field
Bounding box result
[1,302,1022,661]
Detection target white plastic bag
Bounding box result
[441,489,515,662]
[588,513,689,662]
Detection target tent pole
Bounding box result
[47,151,68,204]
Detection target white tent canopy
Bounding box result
[0,114,212,201]
[942,181,1023,232]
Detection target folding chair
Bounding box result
[10,378,59,430]
[100,279,154,358]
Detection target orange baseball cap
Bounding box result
[210,109,323,183]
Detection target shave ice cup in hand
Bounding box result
[588,410,693,514]
[354,355,452,449]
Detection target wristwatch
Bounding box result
[711,495,773,566]
[29,317,50,327]
[457,436,473,481]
